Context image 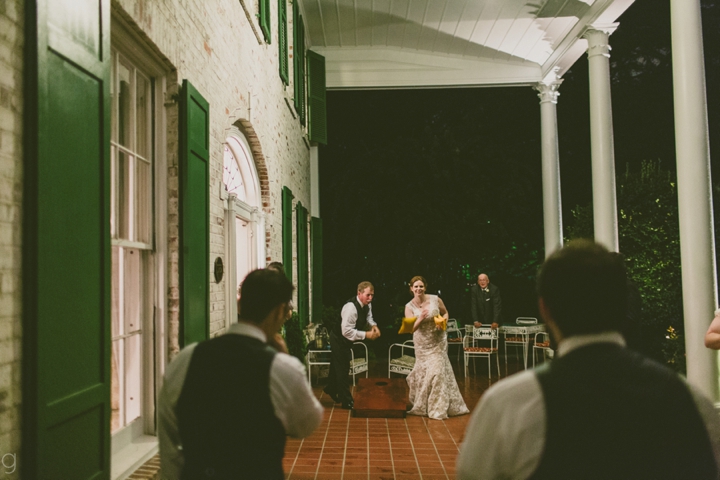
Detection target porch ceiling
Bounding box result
[299,0,635,89]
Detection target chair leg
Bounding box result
[504,343,508,376]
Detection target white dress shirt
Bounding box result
[340,296,377,341]
[457,332,720,480]
[158,322,323,480]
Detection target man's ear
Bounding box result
[539,297,563,344]
[538,297,551,323]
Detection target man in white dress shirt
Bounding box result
[159,269,323,480]
[325,281,381,409]
[458,240,720,480]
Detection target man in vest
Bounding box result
[325,281,381,409]
[458,240,720,479]
[159,269,323,480]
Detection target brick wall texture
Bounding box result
[0,0,313,472]
[0,0,23,465]
[113,0,312,351]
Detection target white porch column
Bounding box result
[670,0,718,402]
[585,26,619,252]
[534,78,564,258]
[310,145,320,217]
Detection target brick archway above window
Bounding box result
[229,119,270,215]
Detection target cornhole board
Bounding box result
[353,378,409,418]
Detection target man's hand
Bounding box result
[366,326,381,340]
[268,333,289,354]
[474,322,482,328]
[491,322,499,330]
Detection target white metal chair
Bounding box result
[503,317,538,374]
[533,332,553,367]
[463,324,475,344]
[446,318,463,362]
[305,327,368,385]
[388,340,415,377]
[464,326,500,379]
[348,341,369,385]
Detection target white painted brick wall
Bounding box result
[113,0,312,349]
[0,0,315,459]
[0,0,22,463]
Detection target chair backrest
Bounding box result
[472,326,498,340]
[447,319,460,332]
[516,317,538,325]
[396,340,415,357]
[466,326,498,348]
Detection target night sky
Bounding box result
[318,0,720,325]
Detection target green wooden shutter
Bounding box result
[311,217,323,324]
[296,204,309,328]
[293,4,306,125]
[24,0,112,477]
[282,187,294,282]
[260,0,272,43]
[307,50,327,144]
[180,80,210,346]
[279,0,289,84]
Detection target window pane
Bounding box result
[110,146,116,237]
[111,52,116,143]
[118,59,132,148]
[117,150,131,240]
[136,159,152,244]
[124,333,142,425]
[111,245,122,338]
[123,248,143,334]
[136,73,150,159]
[111,338,124,433]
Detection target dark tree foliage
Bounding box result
[321,88,545,325]
[567,161,687,369]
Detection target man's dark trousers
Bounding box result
[327,331,353,405]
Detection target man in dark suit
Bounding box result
[471,273,502,328]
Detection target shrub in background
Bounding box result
[567,160,684,370]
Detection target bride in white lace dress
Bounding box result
[405,276,469,420]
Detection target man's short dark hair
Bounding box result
[267,261,285,275]
[239,269,294,323]
[537,239,627,336]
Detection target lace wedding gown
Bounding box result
[405,295,469,420]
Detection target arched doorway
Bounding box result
[222,129,265,327]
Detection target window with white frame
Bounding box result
[223,133,265,326]
[110,47,154,434]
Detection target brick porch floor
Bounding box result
[132,350,531,479]
[283,351,524,480]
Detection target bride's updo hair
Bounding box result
[409,276,427,292]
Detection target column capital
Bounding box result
[534,80,563,105]
[583,23,619,58]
